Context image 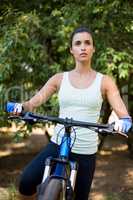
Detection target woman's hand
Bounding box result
[114,117,132,137]
[13,103,23,115]
[6,102,23,115]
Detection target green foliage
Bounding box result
[96,47,133,79]
[0,9,44,85]
[0,0,133,135]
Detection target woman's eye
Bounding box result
[74,40,91,46]
[85,40,91,45]
[75,41,81,45]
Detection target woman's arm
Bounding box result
[23,73,63,112]
[101,75,132,134]
[101,75,129,118]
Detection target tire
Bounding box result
[38,178,65,200]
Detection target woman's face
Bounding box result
[70,32,95,63]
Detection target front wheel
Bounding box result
[37,178,66,200]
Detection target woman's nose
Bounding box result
[81,43,86,50]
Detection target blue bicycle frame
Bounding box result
[41,125,78,190]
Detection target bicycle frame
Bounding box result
[41,125,78,191]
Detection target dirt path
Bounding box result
[0,133,133,200]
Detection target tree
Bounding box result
[0,0,132,146]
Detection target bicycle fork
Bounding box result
[41,157,78,190]
[69,161,78,190]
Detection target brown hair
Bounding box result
[70,27,93,47]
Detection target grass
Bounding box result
[8,184,18,200]
[0,185,18,200]
[104,193,121,200]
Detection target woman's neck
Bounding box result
[74,61,92,74]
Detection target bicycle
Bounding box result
[7,109,121,200]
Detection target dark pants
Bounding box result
[19,142,96,200]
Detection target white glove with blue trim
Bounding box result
[114,116,132,134]
[13,103,23,113]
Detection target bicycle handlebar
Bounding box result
[8,112,117,135]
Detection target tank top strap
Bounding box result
[60,71,69,89]
[63,71,69,82]
[94,72,104,87]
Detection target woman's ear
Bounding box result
[70,47,73,54]
[93,47,95,53]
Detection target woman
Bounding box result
[11,27,132,200]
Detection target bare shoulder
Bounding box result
[101,75,118,97]
[102,74,117,87]
[51,72,63,83]
[102,74,115,85]
[47,72,63,90]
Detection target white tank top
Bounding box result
[51,72,103,154]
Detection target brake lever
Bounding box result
[97,128,116,135]
[8,115,21,120]
[118,132,128,138]
[8,112,38,124]
[94,123,117,135]
[108,122,129,138]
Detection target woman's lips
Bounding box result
[80,53,88,56]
